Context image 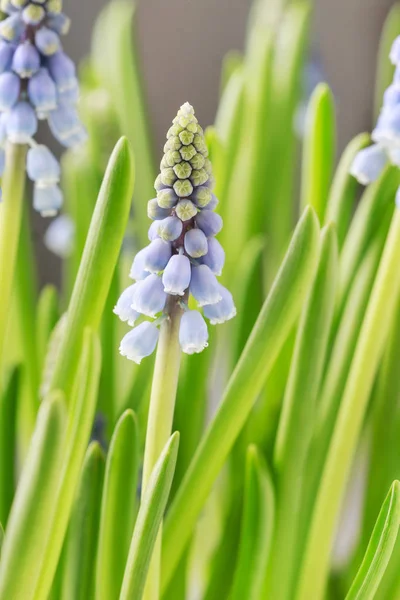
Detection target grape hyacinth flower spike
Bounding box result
[350,33,400,191]
[0,0,86,215]
[115,102,236,363]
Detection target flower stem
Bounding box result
[142,297,183,600]
[296,207,400,600]
[0,142,27,383]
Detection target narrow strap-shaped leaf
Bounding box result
[267,225,338,600]
[62,442,105,600]
[325,133,370,249]
[96,410,139,600]
[300,83,336,222]
[346,481,400,600]
[33,330,102,600]
[36,285,60,371]
[91,0,155,244]
[119,432,180,600]
[0,367,20,526]
[0,524,3,558]
[374,4,400,120]
[49,138,134,398]
[161,206,320,591]
[230,446,275,600]
[0,392,67,600]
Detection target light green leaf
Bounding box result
[230,446,275,600]
[36,285,60,371]
[119,432,180,600]
[0,367,20,526]
[346,481,400,600]
[49,137,134,398]
[162,206,320,591]
[92,0,155,243]
[96,410,139,600]
[0,523,3,558]
[62,442,105,600]
[325,133,370,249]
[0,392,67,600]
[33,330,102,600]
[300,83,336,222]
[374,4,400,120]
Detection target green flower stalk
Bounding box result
[114,102,236,598]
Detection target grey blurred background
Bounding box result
[38,0,396,282]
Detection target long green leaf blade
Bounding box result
[346,481,400,600]
[0,367,20,526]
[161,206,320,590]
[96,410,139,600]
[119,432,180,600]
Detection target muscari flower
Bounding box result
[115,102,236,363]
[351,34,400,189]
[0,0,86,216]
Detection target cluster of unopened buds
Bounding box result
[351,34,400,202]
[0,0,86,215]
[114,102,236,363]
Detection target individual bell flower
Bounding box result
[131,274,167,317]
[48,103,85,147]
[148,220,160,241]
[22,4,45,25]
[0,71,20,110]
[143,238,172,273]
[175,199,197,221]
[383,85,400,109]
[157,216,183,241]
[5,101,37,143]
[196,210,223,237]
[113,284,141,326]
[148,198,171,220]
[0,40,15,73]
[47,13,71,36]
[28,68,58,113]
[157,187,178,209]
[33,183,63,217]
[12,41,40,77]
[203,284,237,325]
[184,228,208,258]
[207,194,219,211]
[162,254,191,296]
[130,247,151,281]
[47,51,76,91]
[350,145,388,186]
[201,237,225,275]
[192,185,212,207]
[26,144,61,186]
[179,310,209,355]
[0,13,24,42]
[120,321,160,364]
[190,264,222,307]
[44,214,75,259]
[35,27,61,56]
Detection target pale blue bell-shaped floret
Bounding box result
[179,310,209,355]
[33,183,63,217]
[157,187,177,209]
[184,228,208,258]
[201,237,225,275]
[131,274,167,317]
[203,284,237,325]
[113,283,141,326]
[0,40,15,73]
[58,80,79,105]
[130,247,150,281]
[12,41,40,77]
[207,194,219,211]
[157,215,183,241]
[28,67,58,113]
[44,214,75,259]
[147,198,171,220]
[48,103,85,146]
[47,13,71,36]
[148,220,160,241]
[162,254,191,296]
[143,238,172,273]
[22,4,45,26]
[190,264,222,307]
[47,51,76,91]
[60,125,88,149]
[27,144,60,185]
[6,100,37,143]
[372,107,400,147]
[195,210,223,237]
[0,14,24,43]
[383,85,400,108]
[0,71,20,110]
[390,36,400,66]
[350,144,388,185]
[35,27,61,56]
[119,321,160,364]
[0,147,5,177]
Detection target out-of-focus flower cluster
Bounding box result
[114,102,236,364]
[351,35,400,201]
[0,0,86,215]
